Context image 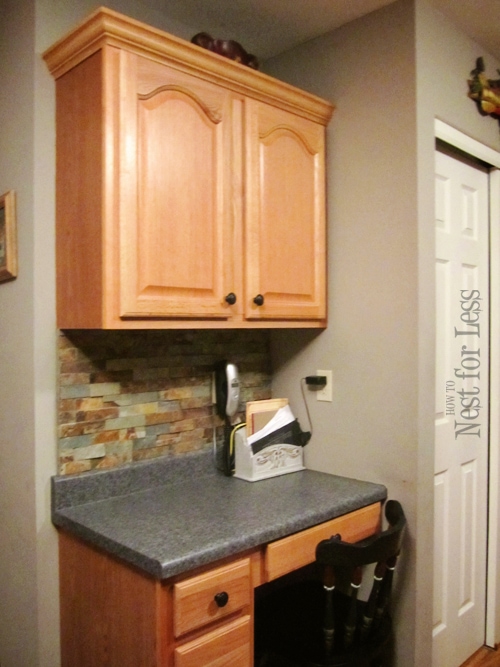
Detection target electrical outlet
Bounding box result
[316,370,332,402]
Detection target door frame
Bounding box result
[435,119,500,647]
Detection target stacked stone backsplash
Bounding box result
[58,329,272,475]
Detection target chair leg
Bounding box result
[373,555,398,630]
[360,562,386,641]
[323,585,335,655]
[322,564,336,657]
[344,566,363,649]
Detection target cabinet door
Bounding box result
[244,101,326,321]
[118,53,237,320]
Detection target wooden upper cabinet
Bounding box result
[44,8,333,329]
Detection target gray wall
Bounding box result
[267,0,500,664]
[1,2,199,665]
[0,1,39,665]
[416,0,500,150]
[266,3,422,663]
[3,0,500,664]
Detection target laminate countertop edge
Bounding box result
[52,450,387,580]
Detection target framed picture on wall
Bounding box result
[0,190,17,282]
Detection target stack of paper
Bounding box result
[247,404,304,455]
[246,398,288,436]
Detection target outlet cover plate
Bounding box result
[316,370,332,402]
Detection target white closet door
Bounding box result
[433,148,489,667]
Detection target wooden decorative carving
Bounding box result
[259,125,318,155]
[138,85,223,123]
[468,57,500,126]
[191,32,259,70]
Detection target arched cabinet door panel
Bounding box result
[244,100,326,322]
[119,54,235,320]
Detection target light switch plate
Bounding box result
[316,370,332,402]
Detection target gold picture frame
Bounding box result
[0,190,17,282]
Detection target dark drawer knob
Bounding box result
[225,292,237,305]
[214,591,229,608]
[253,294,264,306]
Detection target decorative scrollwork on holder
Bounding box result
[255,445,301,469]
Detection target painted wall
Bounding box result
[266,2,421,663]
[3,0,500,664]
[35,0,195,52]
[0,2,40,665]
[1,2,200,665]
[266,0,500,664]
[416,1,500,151]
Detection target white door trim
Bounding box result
[435,119,500,168]
[488,169,500,648]
[435,118,500,647]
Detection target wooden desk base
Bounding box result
[58,502,381,666]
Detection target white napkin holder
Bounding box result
[234,428,304,482]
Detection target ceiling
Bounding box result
[153,0,500,62]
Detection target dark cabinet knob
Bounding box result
[225,292,237,305]
[214,591,229,608]
[253,294,264,306]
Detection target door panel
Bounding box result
[119,52,234,319]
[244,100,326,321]
[433,149,489,667]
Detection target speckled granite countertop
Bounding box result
[52,451,386,580]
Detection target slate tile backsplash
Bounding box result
[58,329,272,475]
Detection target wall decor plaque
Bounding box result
[0,190,17,282]
[468,57,500,125]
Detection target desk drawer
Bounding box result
[174,615,251,667]
[265,502,381,581]
[173,557,251,637]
